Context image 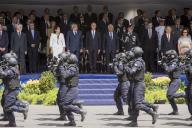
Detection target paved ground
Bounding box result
[0,105,191,128]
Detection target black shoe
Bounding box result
[152,113,158,124]
[4,123,17,127]
[127,121,138,127]
[0,118,8,121]
[113,111,124,115]
[55,116,67,121]
[64,121,76,126]
[153,105,159,113]
[0,113,4,117]
[80,110,87,122]
[186,116,192,121]
[168,111,179,115]
[124,116,133,121]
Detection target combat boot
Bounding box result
[64,121,76,126]
[55,115,67,121]
[127,121,138,127]
[168,111,179,115]
[80,109,87,122]
[152,105,159,113]
[151,112,158,124]
[124,116,133,121]
[4,123,16,127]
[113,111,124,115]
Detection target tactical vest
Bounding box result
[132,58,145,82]
[56,65,66,85]
[185,65,192,85]
[166,59,181,79]
[65,64,79,87]
[3,66,20,90]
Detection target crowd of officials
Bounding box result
[0,5,192,74]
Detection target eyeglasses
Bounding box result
[183,32,188,33]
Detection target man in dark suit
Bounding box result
[115,12,129,28]
[142,22,158,72]
[79,14,88,48]
[152,10,162,27]
[39,14,50,50]
[172,18,183,43]
[180,8,192,27]
[99,5,113,24]
[85,22,101,73]
[165,8,179,26]
[0,24,9,60]
[27,22,40,73]
[98,13,109,39]
[55,8,64,25]
[22,19,32,33]
[70,6,81,24]
[11,24,27,74]
[161,26,177,54]
[59,13,70,39]
[84,5,97,26]
[103,24,119,71]
[7,16,18,43]
[66,23,83,59]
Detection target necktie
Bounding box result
[167,34,170,42]
[148,29,152,39]
[92,30,95,39]
[32,31,34,39]
[110,32,113,40]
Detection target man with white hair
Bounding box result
[11,24,27,74]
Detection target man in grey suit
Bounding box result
[103,24,119,71]
[66,23,83,59]
[86,22,101,73]
[11,24,27,74]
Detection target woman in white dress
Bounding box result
[177,28,192,57]
[50,26,66,58]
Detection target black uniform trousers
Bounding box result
[61,86,82,122]
[28,47,38,73]
[185,84,192,115]
[131,81,154,122]
[114,81,130,112]
[167,79,185,112]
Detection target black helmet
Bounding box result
[165,50,178,59]
[7,57,18,66]
[131,47,143,57]
[2,52,18,61]
[68,54,78,64]
[59,52,71,62]
[125,51,135,60]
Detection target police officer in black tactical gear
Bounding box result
[0,52,19,121]
[54,51,71,121]
[159,50,185,115]
[0,56,29,127]
[112,52,130,115]
[183,49,192,120]
[124,47,158,127]
[56,53,86,126]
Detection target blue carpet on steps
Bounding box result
[6,73,190,105]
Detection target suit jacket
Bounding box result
[85,30,101,51]
[84,12,98,25]
[66,30,83,52]
[98,20,109,34]
[99,12,113,23]
[142,29,158,52]
[180,15,192,27]
[165,15,179,26]
[161,33,177,53]
[172,25,183,40]
[59,19,70,38]
[0,31,9,52]
[103,32,119,53]
[69,13,80,24]
[39,19,50,38]
[26,30,40,49]
[11,32,27,53]
[152,16,161,27]
[7,24,16,41]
